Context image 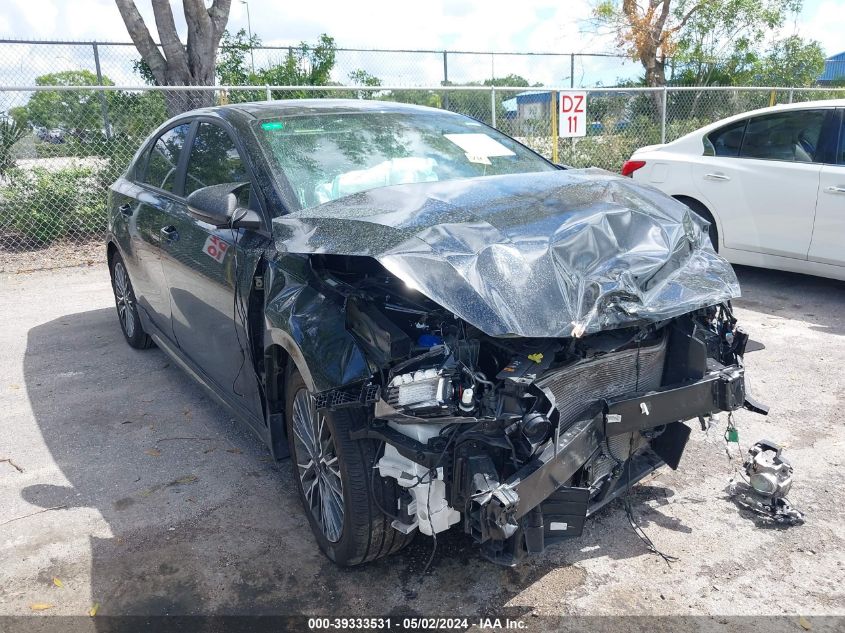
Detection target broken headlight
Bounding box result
[386,368,454,415]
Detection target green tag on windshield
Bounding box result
[261,121,285,131]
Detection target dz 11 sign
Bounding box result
[559,91,587,138]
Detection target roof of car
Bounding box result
[222,98,457,119]
[700,98,845,128]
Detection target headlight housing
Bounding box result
[386,368,453,416]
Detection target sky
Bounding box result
[0,0,841,88]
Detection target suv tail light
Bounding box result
[621,159,646,177]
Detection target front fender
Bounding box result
[263,257,372,393]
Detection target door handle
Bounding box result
[704,173,731,181]
[119,203,133,217]
[160,226,179,243]
[825,186,845,194]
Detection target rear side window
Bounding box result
[185,122,249,204]
[739,110,827,163]
[704,120,747,157]
[142,124,190,192]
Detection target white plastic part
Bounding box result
[377,423,461,537]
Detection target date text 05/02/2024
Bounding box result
[308,617,527,630]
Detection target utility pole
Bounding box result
[241,0,256,75]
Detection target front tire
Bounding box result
[109,252,153,350]
[285,369,412,565]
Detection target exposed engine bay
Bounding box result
[307,253,767,564]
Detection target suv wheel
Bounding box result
[285,369,412,565]
[110,252,153,349]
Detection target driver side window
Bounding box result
[141,124,190,192]
[185,122,251,207]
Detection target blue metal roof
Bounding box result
[819,51,845,83]
[515,90,552,105]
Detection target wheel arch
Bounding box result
[672,194,721,251]
[106,240,119,268]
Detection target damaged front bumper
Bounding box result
[468,362,751,564]
[349,349,760,565]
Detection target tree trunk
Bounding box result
[115,0,231,117]
[162,90,215,118]
[642,54,667,123]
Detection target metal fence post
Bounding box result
[490,86,496,128]
[660,87,667,144]
[442,50,450,110]
[788,89,794,104]
[266,84,271,101]
[92,42,111,140]
[551,90,559,164]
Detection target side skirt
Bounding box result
[141,312,272,452]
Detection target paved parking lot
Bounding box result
[1,262,844,618]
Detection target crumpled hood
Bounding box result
[272,169,740,338]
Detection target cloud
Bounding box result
[0,0,840,89]
[796,0,845,56]
[8,0,59,38]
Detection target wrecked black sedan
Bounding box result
[107,100,765,566]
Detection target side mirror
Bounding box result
[186,182,262,230]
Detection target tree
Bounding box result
[345,69,382,100]
[107,90,169,139]
[25,70,114,138]
[751,35,825,86]
[217,28,261,86]
[0,113,27,175]
[261,35,338,98]
[114,0,232,115]
[671,0,803,86]
[593,0,804,90]
[593,0,702,90]
[216,31,343,102]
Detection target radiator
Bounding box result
[535,336,667,431]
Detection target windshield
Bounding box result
[252,110,555,210]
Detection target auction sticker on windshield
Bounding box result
[443,133,516,158]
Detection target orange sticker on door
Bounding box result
[203,235,229,263]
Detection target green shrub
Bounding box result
[0,115,27,175]
[0,166,106,244]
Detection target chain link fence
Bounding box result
[0,40,648,88]
[1,42,844,271]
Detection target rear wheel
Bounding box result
[285,369,412,565]
[109,252,153,349]
[677,197,718,252]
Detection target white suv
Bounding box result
[624,100,845,281]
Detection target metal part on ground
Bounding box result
[728,440,805,525]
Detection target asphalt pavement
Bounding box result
[0,263,843,619]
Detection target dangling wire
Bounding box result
[621,432,679,567]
